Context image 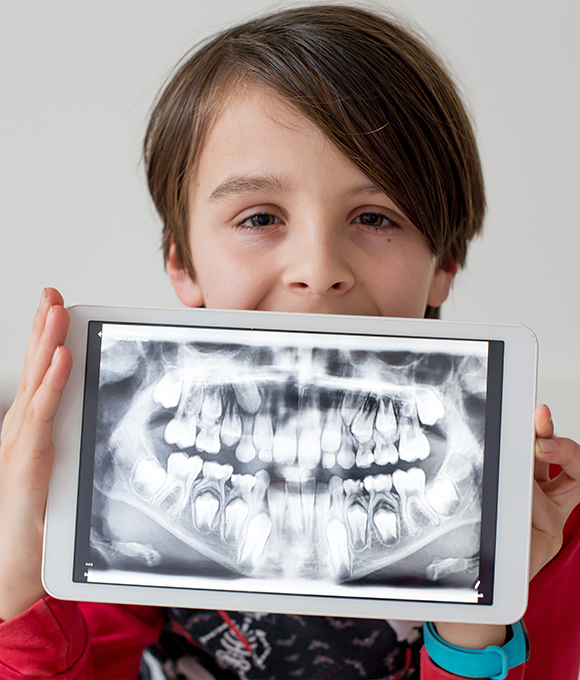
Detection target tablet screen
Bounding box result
[73,321,504,608]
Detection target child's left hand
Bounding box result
[529,403,580,579]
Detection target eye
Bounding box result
[235,212,282,230]
[353,212,400,231]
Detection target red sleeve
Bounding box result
[0,597,163,679]
[420,503,580,680]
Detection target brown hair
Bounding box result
[144,4,485,316]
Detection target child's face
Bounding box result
[168,87,454,318]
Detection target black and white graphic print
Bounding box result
[86,323,488,600]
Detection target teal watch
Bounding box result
[423,620,530,680]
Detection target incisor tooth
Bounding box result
[239,512,272,568]
[253,412,274,462]
[398,421,430,462]
[416,390,445,426]
[298,411,322,468]
[326,517,350,579]
[201,390,223,422]
[321,409,342,453]
[351,400,376,444]
[153,371,183,409]
[272,419,298,465]
[220,406,242,447]
[376,399,398,439]
[235,435,256,463]
[347,503,368,549]
[233,381,262,414]
[194,491,220,532]
[224,497,249,543]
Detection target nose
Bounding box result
[282,227,355,297]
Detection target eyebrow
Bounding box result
[342,182,385,198]
[208,174,290,203]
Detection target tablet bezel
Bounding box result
[43,305,537,624]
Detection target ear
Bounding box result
[166,238,205,308]
[427,251,459,308]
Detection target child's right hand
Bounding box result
[0,288,72,621]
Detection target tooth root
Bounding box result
[321,409,342,453]
[355,447,374,468]
[164,414,197,449]
[238,512,272,568]
[416,390,446,426]
[326,517,350,579]
[197,423,221,454]
[374,439,399,466]
[132,459,167,500]
[346,503,368,549]
[194,491,220,532]
[393,468,439,534]
[351,400,375,444]
[224,497,249,543]
[233,382,262,414]
[398,421,430,462]
[201,389,223,422]
[220,406,242,447]
[273,420,297,465]
[301,480,316,535]
[376,399,398,439]
[426,478,460,516]
[153,371,183,409]
[373,506,398,544]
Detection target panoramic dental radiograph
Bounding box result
[84,323,490,602]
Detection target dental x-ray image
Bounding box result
[76,322,496,605]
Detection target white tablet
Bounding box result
[44,306,537,624]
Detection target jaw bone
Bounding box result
[392,467,439,535]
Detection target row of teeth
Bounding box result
[154,378,446,468]
[132,453,460,578]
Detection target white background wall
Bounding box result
[1,0,578,443]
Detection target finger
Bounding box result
[534,404,554,439]
[20,288,65,375]
[5,304,70,439]
[537,437,580,515]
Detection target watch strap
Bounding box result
[423,620,530,680]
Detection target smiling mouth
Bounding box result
[95,341,486,584]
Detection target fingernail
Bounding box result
[538,438,556,453]
[39,288,48,309]
[50,345,61,367]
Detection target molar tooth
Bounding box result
[416,390,446,426]
[253,412,274,462]
[373,505,398,544]
[132,459,166,500]
[203,460,233,483]
[298,410,322,468]
[351,399,376,444]
[164,413,197,449]
[376,399,398,440]
[224,497,249,543]
[238,512,272,569]
[151,453,203,512]
[373,438,399,465]
[194,491,220,532]
[196,422,221,454]
[273,419,298,465]
[326,517,350,579]
[355,447,374,468]
[220,405,242,447]
[321,408,342,453]
[230,473,256,495]
[425,478,460,516]
[398,420,430,462]
[392,467,439,535]
[346,502,368,550]
[233,381,262,414]
[153,371,183,409]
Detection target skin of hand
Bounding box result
[0,288,72,621]
[436,403,580,649]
